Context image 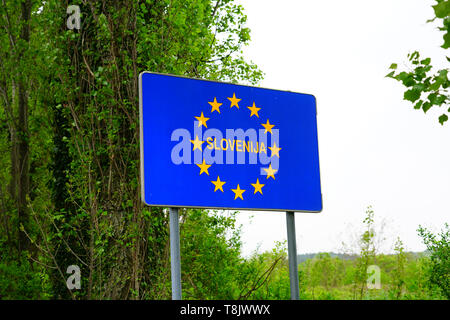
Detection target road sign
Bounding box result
[139,72,322,212]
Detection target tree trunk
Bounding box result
[16,0,32,253]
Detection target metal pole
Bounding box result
[286,211,300,300]
[170,207,182,300]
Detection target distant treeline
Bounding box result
[297,251,429,263]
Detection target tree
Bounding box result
[387,0,449,125]
[417,223,450,298]
[390,237,406,299]
[310,253,335,292]
[234,241,286,300]
[180,209,243,299]
[353,206,377,299]
[0,0,34,256]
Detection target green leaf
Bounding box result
[404,89,421,102]
[428,92,438,105]
[389,63,398,70]
[385,71,395,78]
[408,51,420,62]
[413,83,425,92]
[437,69,449,82]
[433,1,450,19]
[436,95,447,105]
[422,101,433,113]
[430,76,444,91]
[420,57,431,65]
[442,32,450,49]
[438,114,448,125]
[396,72,416,87]
[414,100,423,110]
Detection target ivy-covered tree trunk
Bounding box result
[0,0,34,255]
[16,0,32,254]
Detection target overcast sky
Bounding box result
[233,0,449,256]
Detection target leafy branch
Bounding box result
[387,0,450,125]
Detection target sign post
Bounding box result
[169,207,182,300]
[139,72,322,300]
[286,211,299,300]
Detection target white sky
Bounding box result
[233,0,450,256]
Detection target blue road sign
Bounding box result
[139,72,322,212]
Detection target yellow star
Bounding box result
[196,159,211,175]
[263,164,277,180]
[211,176,226,192]
[268,142,282,158]
[247,102,261,118]
[208,97,223,114]
[251,178,265,195]
[227,93,241,109]
[231,184,246,200]
[195,112,210,128]
[190,135,204,151]
[261,119,275,134]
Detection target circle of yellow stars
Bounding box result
[190,92,282,201]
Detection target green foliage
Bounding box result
[387,51,449,125]
[290,208,448,300]
[236,242,291,300]
[0,0,264,300]
[352,206,377,299]
[389,237,406,299]
[387,0,449,125]
[417,223,450,298]
[0,248,51,300]
[402,253,444,299]
[180,209,242,299]
[295,250,447,300]
[432,0,450,48]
